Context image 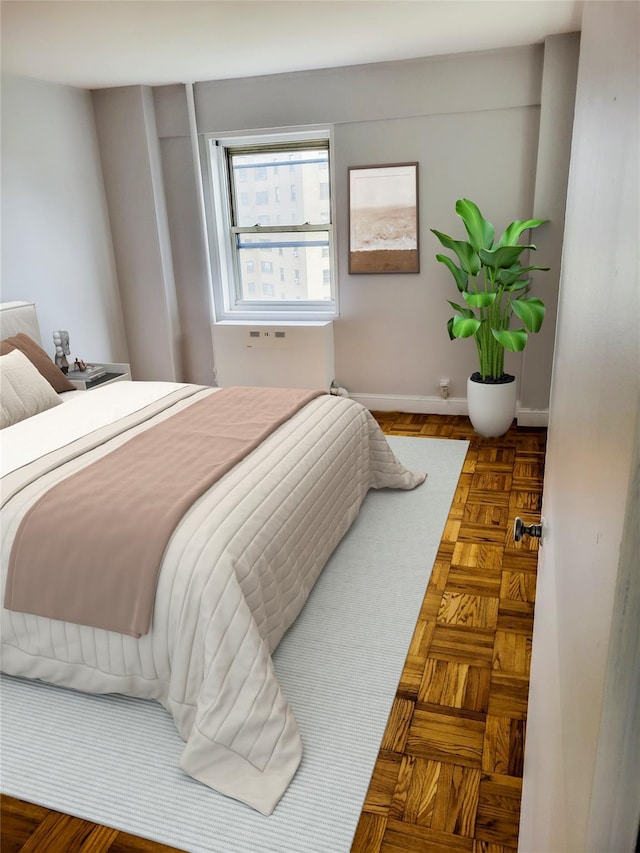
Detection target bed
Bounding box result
[0,301,425,814]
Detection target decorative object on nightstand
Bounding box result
[66,362,131,390]
[66,361,106,382]
[52,330,70,373]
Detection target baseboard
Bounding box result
[516,408,549,427]
[350,392,549,427]
[350,393,468,416]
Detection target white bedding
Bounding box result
[1,381,191,475]
[1,382,425,814]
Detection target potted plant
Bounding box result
[431,199,549,436]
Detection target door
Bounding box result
[517,3,640,850]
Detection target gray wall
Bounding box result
[3,41,580,409]
[150,42,578,412]
[1,74,128,364]
[333,106,540,399]
[154,121,216,387]
[92,86,182,382]
[521,32,580,412]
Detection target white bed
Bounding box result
[0,302,425,814]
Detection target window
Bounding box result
[207,129,336,320]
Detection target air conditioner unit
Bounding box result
[213,322,335,391]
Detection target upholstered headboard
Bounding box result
[0,302,42,346]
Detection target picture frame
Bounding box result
[348,162,419,274]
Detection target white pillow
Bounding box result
[0,348,62,429]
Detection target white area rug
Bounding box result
[0,435,468,853]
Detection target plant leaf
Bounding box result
[431,229,481,276]
[448,300,475,318]
[512,297,546,332]
[446,317,456,340]
[455,199,495,251]
[452,315,482,338]
[436,253,468,292]
[497,265,524,286]
[463,291,496,308]
[492,328,528,351]
[497,218,548,247]
[499,265,551,288]
[478,244,534,270]
[516,264,551,274]
[505,279,531,292]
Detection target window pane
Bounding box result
[230,148,329,226]
[236,232,331,301]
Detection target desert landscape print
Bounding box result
[349,163,419,273]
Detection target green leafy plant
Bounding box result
[431,199,549,381]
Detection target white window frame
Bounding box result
[204,127,338,322]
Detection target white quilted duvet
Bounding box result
[1,382,424,814]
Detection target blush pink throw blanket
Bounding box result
[5,386,323,636]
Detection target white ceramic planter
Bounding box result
[467,375,517,437]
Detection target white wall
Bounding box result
[1,74,128,364]
[519,2,640,849]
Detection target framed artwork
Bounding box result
[348,162,419,274]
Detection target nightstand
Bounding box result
[67,362,131,391]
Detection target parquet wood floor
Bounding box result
[0,413,545,853]
[351,412,545,853]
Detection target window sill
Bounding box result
[213,318,334,327]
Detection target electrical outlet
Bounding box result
[440,378,450,399]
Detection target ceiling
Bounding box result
[1,0,583,91]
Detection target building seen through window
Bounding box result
[227,143,332,305]
[206,131,336,319]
